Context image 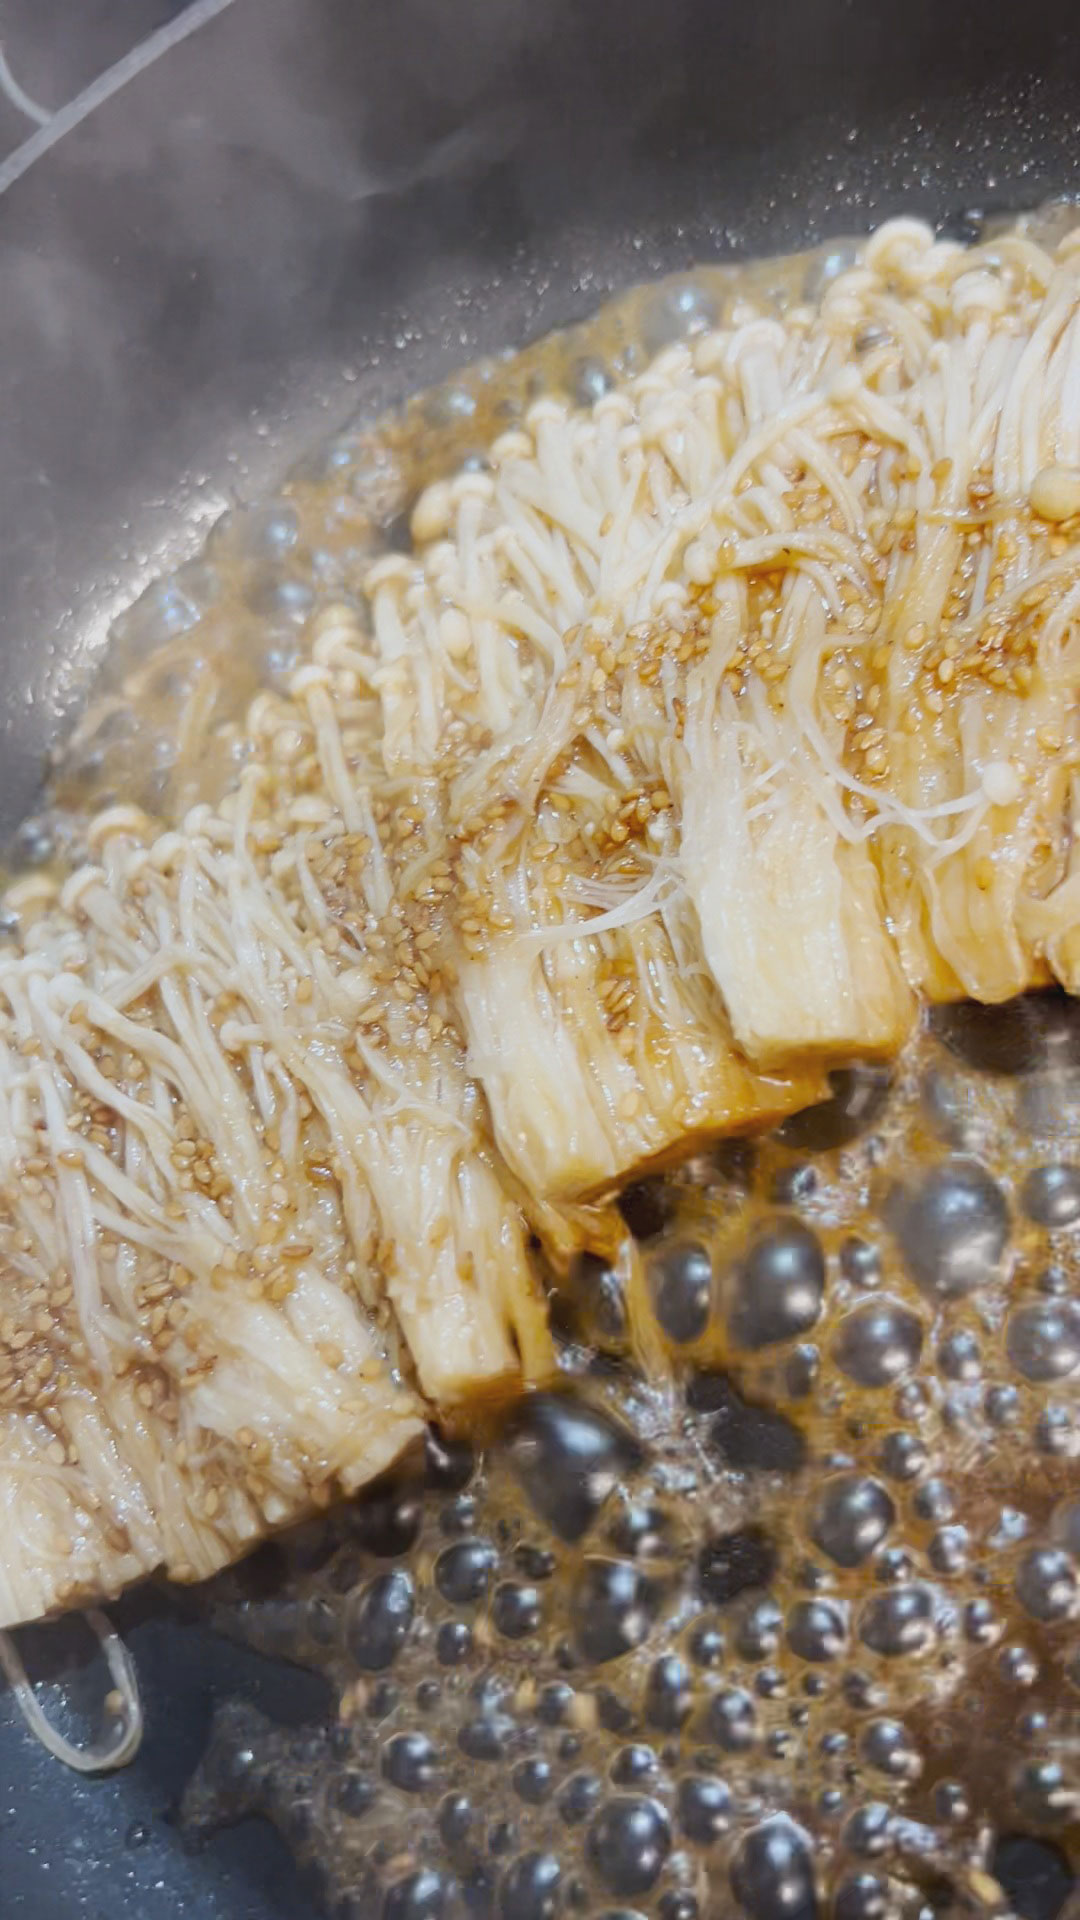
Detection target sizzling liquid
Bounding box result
[180,999,1080,1920]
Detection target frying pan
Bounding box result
[1,0,1080,1910]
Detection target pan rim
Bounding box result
[0,0,235,198]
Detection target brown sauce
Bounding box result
[172,996,1080,1920]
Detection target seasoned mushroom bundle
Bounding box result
[2,213,1080,1627]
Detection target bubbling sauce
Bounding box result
[180,998,1080,1920]
[10,201,1080,1917]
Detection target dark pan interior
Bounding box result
[0,0,1079,1910]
